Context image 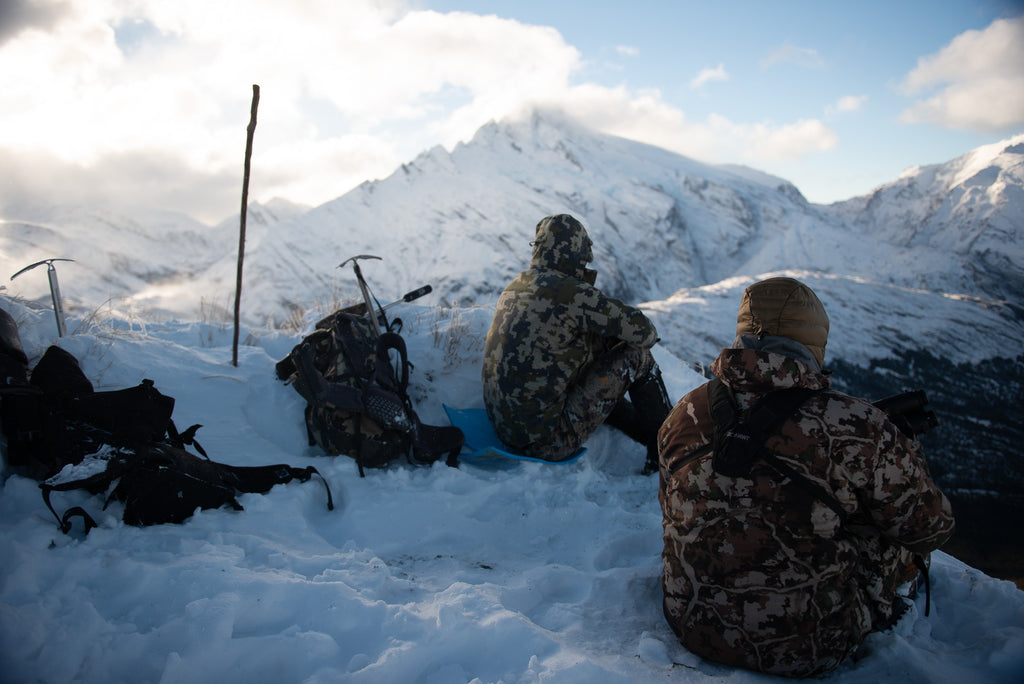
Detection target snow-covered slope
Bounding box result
[1,297,1021,684]
[825,133,1024,302]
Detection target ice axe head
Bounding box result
[11,258,75,337]
[10,258,75,282]
[338,255,381,270]
[338,255,383,336]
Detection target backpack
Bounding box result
[41,442,334,533]
[276,303,464,476]
[706,377,933,615]
[1,307,45,474]
[2,342,184,481]
[0,315,335,533]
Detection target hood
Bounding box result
[735,277,830,368]
[530,214,593,278]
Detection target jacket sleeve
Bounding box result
[566,280,658,347]
[860,405,955,554]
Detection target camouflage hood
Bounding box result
[530,214,593,278]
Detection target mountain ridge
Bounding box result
[4,111,1020,325]
[2,109,1023,582]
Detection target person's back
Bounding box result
[657,277,955,677]
[483,214,666,463]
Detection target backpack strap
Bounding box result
[708,378,820,477]
[39,457,132,532]
[913,553,932,616]
[708,378,846,521]
[56,506,98,534]
[374,332,410,393]
[221,463,335,511]
[41,454,335,534]
[167,420,209,459]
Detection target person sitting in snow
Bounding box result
[656,276,955,677]
[482,213,672,469]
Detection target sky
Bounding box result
[0,0,1022,225]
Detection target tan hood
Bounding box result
[736,277,830,368]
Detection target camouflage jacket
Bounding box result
[482,217,657,451]
[657,347,955,677]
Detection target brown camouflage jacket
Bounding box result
[482,217,656,451]
[657,347,955,677]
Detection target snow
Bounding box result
[2,297,1023,684]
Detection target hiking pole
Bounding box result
[233,83,260,367]
[11,258,74,337]
[339,255,383,337]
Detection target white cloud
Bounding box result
[539,83,838,166]
[899,16,1024,132]
[689,64,729,89]
[615,45,638,57]
[0,1,842,223]
[0,0,582,221]
[760,43,824,70]
[826,94,868,116]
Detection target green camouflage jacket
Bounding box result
[482,215,657,451]
[657,346,955,677]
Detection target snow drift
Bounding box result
[1,296,1022,684]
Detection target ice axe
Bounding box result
[339,255,384,336]
[378,284,432,317]
[11,258,74,337]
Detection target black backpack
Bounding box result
[2,342,183,481]
[40,442,333,533]
[1,307,45,474]
[276,304,463,476]
[0,314,335,532]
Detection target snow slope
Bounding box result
[825,133,1024,303]
[1,295,1023,684]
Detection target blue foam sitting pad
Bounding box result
[442,405,585,465]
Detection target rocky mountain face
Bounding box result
[826,136,1024,306]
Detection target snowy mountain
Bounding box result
[826,135,1024,304]
[2,109,1022,575]
[4,111,1020,332]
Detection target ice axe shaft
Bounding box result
[11,258,74,337]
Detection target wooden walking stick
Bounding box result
[233,84,260,367]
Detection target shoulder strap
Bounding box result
[220,463,335,511]
[39,455,135,532]
[708,379,847,521]
[374,332,409,394]
[708,378,819,477]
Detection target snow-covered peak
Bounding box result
[824,133,1024,302]
[3,111,1020,347]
